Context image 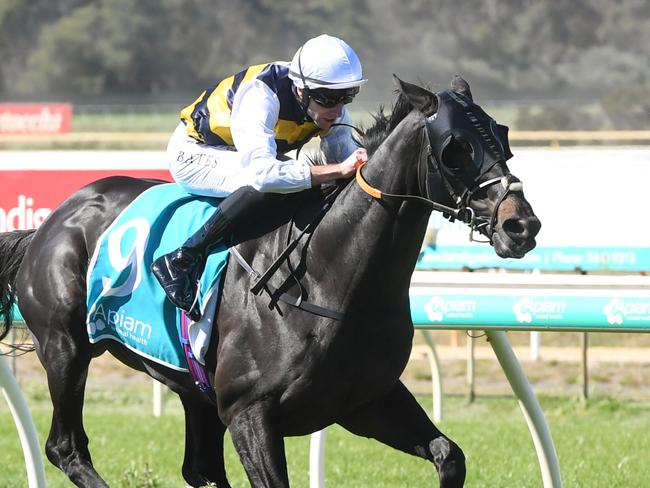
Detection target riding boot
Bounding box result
[151,207,231,321]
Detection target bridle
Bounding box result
[355,91,523,245]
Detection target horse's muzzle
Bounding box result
[492,215,541,258]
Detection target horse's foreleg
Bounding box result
[38,329,109,487]
[180,395,231,487]
[338,381,466,488]
[227,401,289,488]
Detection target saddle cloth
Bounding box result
[86,183,229,371]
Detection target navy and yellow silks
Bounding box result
[181,63,327,154]
[86,184,229,371]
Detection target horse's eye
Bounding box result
[442,139,471,172]
[457,138,474,159]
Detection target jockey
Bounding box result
[152,34,368,321]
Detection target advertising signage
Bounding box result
[0,103,73,134]
[0,152,171,232]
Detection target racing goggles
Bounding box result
[310,87,359,108]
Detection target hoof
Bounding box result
[430,437,466,487]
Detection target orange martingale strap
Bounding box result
[355,162,383,199]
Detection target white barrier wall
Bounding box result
[2,147,648,270]
[0,151,169,233]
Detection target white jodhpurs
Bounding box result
[166,122,251,198]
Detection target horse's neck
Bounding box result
[316,113,431,300]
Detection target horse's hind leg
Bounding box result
[339,381,466,488]
[180,394,231,487]
[30,314,108,487]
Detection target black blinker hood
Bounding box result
[426,90,513,180]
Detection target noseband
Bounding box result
[356,90,523,244]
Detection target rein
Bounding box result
[355,161,461,216]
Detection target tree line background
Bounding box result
[1,0,648,129]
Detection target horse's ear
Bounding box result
[393,74,438,116]
[450,75,473,101]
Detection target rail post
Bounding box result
[0,354,47,487]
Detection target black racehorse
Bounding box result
[0,76,540,487]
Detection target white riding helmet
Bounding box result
[289,34,367,90]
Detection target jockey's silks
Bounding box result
[181,63,327,154]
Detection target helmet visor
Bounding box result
[310,87,359,108]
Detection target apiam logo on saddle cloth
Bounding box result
[86,184,229,371]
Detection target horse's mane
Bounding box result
[361,92,415,157]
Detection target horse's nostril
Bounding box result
[502,217,541,240]
[502,218,525,236]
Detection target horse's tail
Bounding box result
[0,229,36,341]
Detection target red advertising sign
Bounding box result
[0,103,73,134]
[0,169,171,232]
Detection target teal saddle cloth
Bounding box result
[86,184,229,371]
